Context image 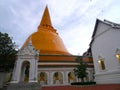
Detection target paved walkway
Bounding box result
[42,84,120,90]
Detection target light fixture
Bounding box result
[116,48,120,62]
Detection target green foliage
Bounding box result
[74,56,88,82]
[0,32,17,72]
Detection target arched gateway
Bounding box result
[11,40,39,83]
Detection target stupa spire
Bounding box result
[38,6,53,29]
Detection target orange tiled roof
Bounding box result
[39,55,76,61]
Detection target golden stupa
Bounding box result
[21,6,93,63]
[22,6,70,55]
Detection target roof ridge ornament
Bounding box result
[104,19,120,29]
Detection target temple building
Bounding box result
[10,6,94,86]
[90,19,120,84]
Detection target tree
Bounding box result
[74,56,88,82]
[0,32,17,72]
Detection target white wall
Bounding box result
[91,21,120,84]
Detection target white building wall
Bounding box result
[91,21,120,84]
[38,67,94,86]
[38,67,75,85]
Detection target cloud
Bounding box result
[0,0,120,54]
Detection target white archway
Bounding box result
[53,72,63,84]
[68,72,76,83]
[20,61,30,82]
[38,72,47,85]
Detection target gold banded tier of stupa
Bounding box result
[22,6,70,55]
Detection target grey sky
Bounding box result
[0,0,120,55]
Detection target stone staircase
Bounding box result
[0,83,9,90]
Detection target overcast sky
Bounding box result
[0,0,120,55]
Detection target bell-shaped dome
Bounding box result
[22,6,70,55]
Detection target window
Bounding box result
[98,56,105,70]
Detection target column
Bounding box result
[11,59,22,83]
[49,71,53,85]
[29,58,38,82]
[63,71,68,85]
[47,71,50,85]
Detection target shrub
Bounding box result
[71,82,96,85]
